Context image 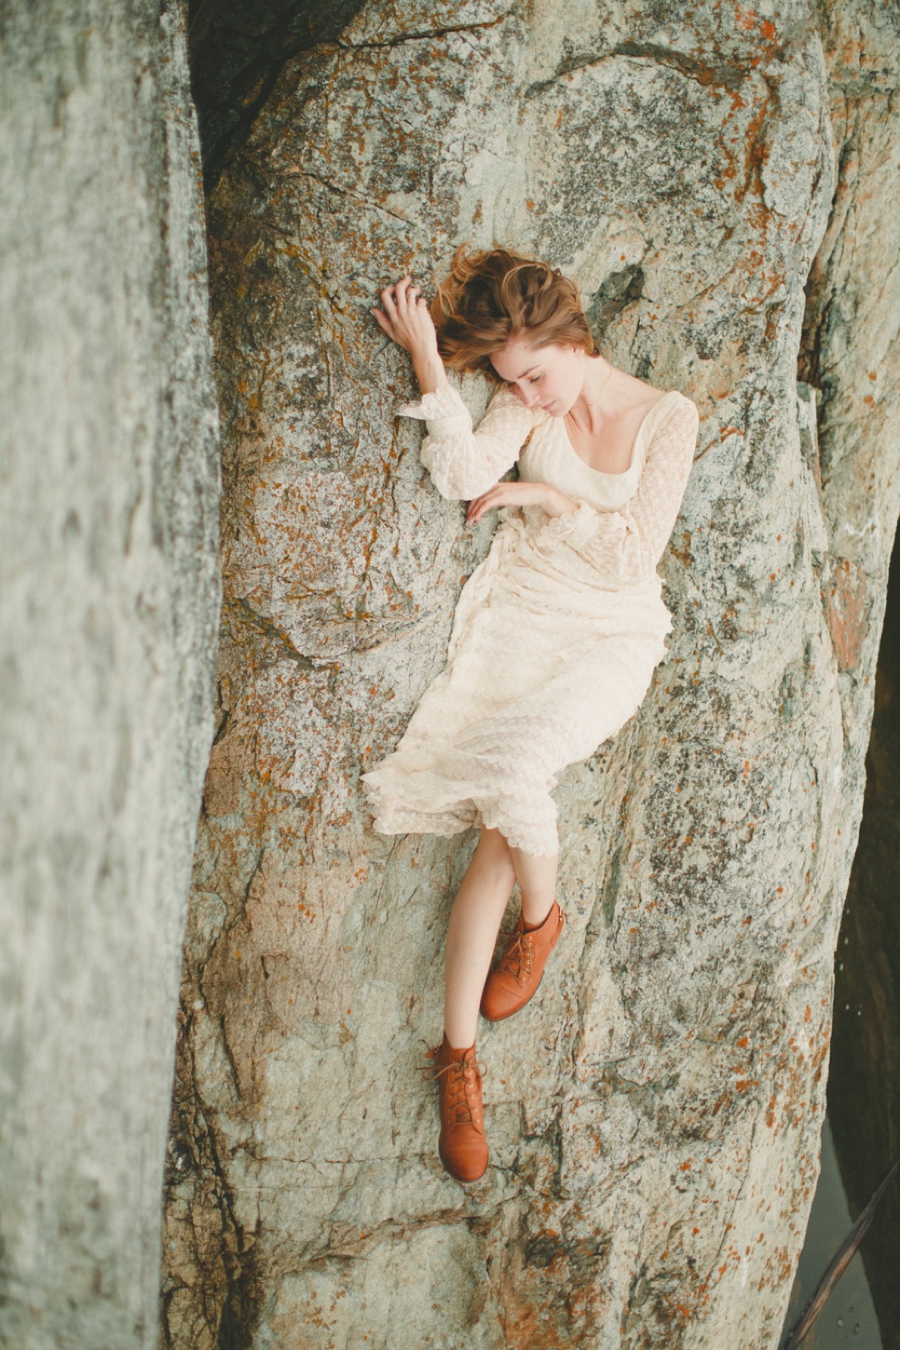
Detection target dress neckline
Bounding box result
[561,389,674,478]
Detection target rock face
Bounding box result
[0,2,220,1347]
[802,6,900,1337]
[163,1,900,1347]
[827,537,900,1344]
[186,0,367,193]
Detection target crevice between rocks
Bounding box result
[187,0,369,192]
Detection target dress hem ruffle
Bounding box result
[363,800,562,859]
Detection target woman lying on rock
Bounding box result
[361,247,699,1183]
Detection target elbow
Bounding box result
[431,478,465,503]
[433,473,498,502]
[426,456,496,502]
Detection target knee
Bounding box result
[476,830,516,883]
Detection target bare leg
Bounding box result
[444,827,517,1048]
[508,845,559,928]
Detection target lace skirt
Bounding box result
[360,512,672,857]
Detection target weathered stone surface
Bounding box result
[186,0,367,192]
[164,1,900,1347]
[800,0,900,756]
[808,4,900,1339]
[827,535,900,1344]
[0,2,219,1346]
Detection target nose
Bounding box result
[518,384,538,407]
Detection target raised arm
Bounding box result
[536,394,699,584]
[372,274,535,500]
[372,274,449,398]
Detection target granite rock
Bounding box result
[0,2,220,1346]
[163,1,900,1346]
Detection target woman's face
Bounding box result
[490,335,587,416]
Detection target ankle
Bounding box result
[441,1030,475,1058]
[521,899,555,931]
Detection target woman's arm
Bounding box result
[401,383,538,501]
[372,275,539,501]
[535,396,700,583]
[465,470,579,523]
[372,275,448,394]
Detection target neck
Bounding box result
[569,354,613,426]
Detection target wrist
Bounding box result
[544,490,580,519]
[412,345,448,395]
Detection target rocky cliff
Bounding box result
[0,2,220,1346]
[798,1,900,1340]
[163,1,900,1347]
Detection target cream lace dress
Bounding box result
[360,382,700,857]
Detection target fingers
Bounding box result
[380,284,400,319]
[370,307,393,336]
[382,277,411,315]
[465,487,504,523]
[380,276,428,314]
[464,480,546,523]
[395,278,421,312]
[375,276,434,352]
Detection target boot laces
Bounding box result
[497,928,534,983]
[422,1046,485,1125]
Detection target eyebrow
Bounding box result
[512,365,541,380]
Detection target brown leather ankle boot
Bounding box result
[423,1034,488,1183]
[479,901,565,1021]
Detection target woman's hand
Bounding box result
[372,276,438,356]
[372,275,447,394]
[465,481,580,524]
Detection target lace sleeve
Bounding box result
[536,394,699,584]
[398,383,537,501]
